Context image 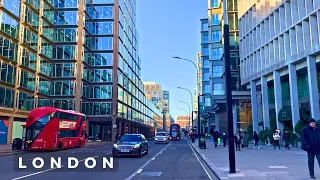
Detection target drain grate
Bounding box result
[141,171,162,177]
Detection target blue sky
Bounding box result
[136,0,208,120]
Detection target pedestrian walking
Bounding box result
[283,131,290,150]
[213,130,220,148]
[222,133,227,147]
[273,130,281,149]
[301,118,320,179]
[235,131,242,151]
[253,131,260,149]
[242,131,249,149]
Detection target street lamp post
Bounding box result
[177,87,194,128]
[179,101,191,128]
[173,56,199,132]
[223,0,236,174]
[180,109,188,116]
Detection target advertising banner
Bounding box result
[59,121,77,129]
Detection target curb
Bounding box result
[187,139,225,180]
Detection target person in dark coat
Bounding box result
[235,131,242,151]
[253,131,260,149]
[213,130,220,148]
[301,118,320,179]
[222,133,227,147]
[283,131,290,150]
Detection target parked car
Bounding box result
[154,132,168,144]
[112,134,148,157]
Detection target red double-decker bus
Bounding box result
[169,124,181,140]
[23,107,86,151]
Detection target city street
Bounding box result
[0,139,216,180]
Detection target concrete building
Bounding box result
[143,82,170,113]
[176,115,191,129]
[0,0,161,144]
[199,0,251,134]
[239,0,320,133]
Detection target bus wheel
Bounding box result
[58,142,62,151]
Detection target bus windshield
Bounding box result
[25,114,51,148]
[171,125,179,130]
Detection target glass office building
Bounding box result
[0,0,161,144]
[199,0,251,134]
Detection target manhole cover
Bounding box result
[141,171,162,177]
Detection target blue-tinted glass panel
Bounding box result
[3,0,20,17]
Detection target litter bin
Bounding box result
[199,134,206,149]
[12,138,22,150]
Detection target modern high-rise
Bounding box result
[199,0,251,134]
[143,81,172,130]
[0,0,162,144]
[239,0,320,133]
[143,82,170,113]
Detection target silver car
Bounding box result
[154,132,168,144]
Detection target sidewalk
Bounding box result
[0,141,110,154]
[189,139,316,180]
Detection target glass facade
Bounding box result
[0,0,161,144]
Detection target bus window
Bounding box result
[38,115,51,126]
[58,130,78,138]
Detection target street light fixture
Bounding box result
[177,87,194,128]
[179,101,191,128]
[173,56,202,147]
[180,109,188,115]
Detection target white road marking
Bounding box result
[268,166,288,169]
[12,166,64,180]
[152,157,155,160]
[12,156,100,179]
[125,142,172,180]
[88,149,93,151]
[187,141,213,180]
[137,169,143,173]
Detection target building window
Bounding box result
[202,32,209,43]
[1,12,19,38]
[3,0,20,17]
[38,78,51,95]
[204,97,211,107]
[211,30,222,42]
[213,83,224,95]
[20,70,35,91]
[0,61,16,85]
[203,72,210,81]
[211,14,220,25]
[212,65,224,77]
[211,0,220,8]
[202,22,208,31]
[202,45,209,56]
[54,11,77,25]
[54,0,78,8]
[18,92,34,111]
[0,86,14,108]
[203,85,210,93]
[212,47,223,60]
[203,58,209,68]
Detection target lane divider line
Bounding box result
[137,169,143,174]
[12,155,99,180]
[187,141,213,180]
[125,142,172,180]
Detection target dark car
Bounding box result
[112,134,148,157]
